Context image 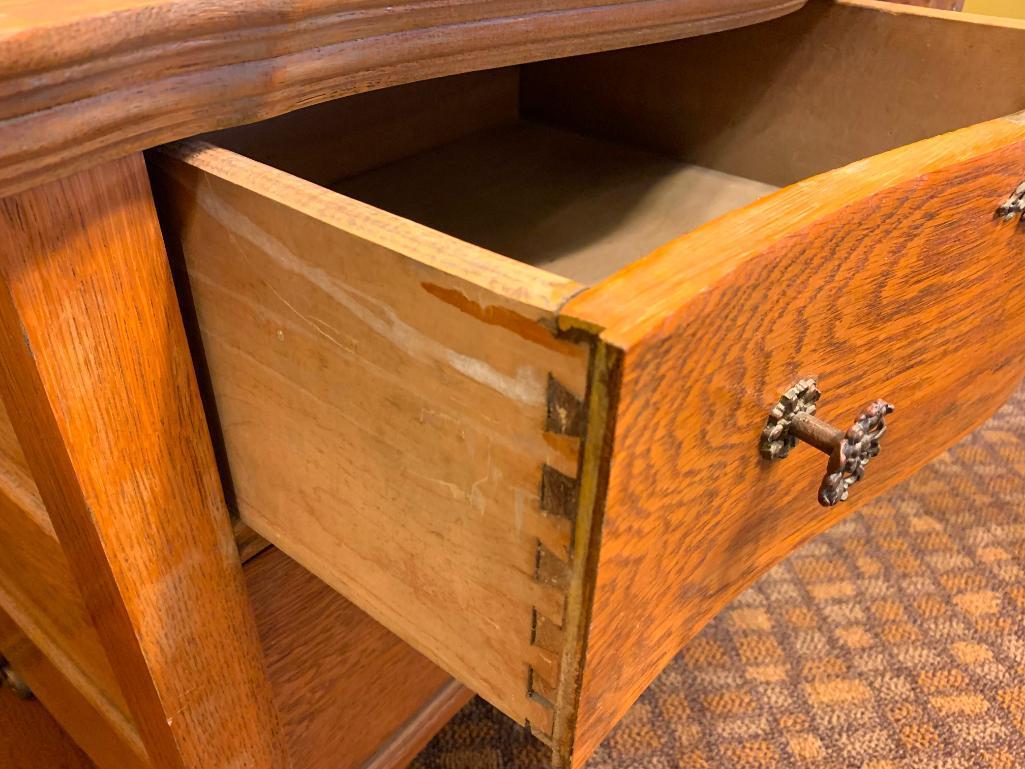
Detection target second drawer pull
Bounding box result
[0,657,33,700]
[997,181,1025,221]
[761,379,894,507]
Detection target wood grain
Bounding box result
[207,68,520,189]
[521,0,1025,187]
[0,406,126,724]
[1,391,461,769]
[560,114,1025,765]
[363,680,472,769]
[0,0,805,197]
[150,140,591,732]
[0,153,287,769]
[167,6,1025,759]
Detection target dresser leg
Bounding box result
[0,154,289,769]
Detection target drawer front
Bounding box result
[562,113,1025,763]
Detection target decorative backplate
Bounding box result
[759,378,821,460]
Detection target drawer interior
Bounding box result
[205,68,779,285]
[332,122,776,284]
[201,2,1023,288]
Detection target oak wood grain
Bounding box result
[0,447,465,769]
[0,405,127,720]
[1,542,467,769]
[363,680,472,769]
[521,0,1025,187]
[560,113,1025,765]
[0,0,805,197]
[150,140,590,731]
[169,7,1025,759]
[0,153,288,769]
[207,68,520,189]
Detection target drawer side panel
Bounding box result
[150,143,592,731]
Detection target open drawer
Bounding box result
[149,2,1025,766]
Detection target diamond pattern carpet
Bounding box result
[412,385,1025,769]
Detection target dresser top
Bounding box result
[0,0,805,196]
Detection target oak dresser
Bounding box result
[2,1,1025,767]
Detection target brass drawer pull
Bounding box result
[760,379,893,507]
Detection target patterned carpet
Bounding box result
[412,385,1025,769]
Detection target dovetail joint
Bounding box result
[547,374,586,438]
[527,376,585,739]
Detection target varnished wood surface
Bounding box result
[363,680,472,769]
[1,552,467,769]
[0,402,128,719]
[0,668,97,769]
[0,154,287,769]
[163,6,1025,762]
[522,0,1025,187]
[561,114,1025,765]
[333,120,776,283]
[150,140,590,733]
[0,0,805,197]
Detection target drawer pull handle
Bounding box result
[0,657,33,700]
[997,181,1025,221]
[760,379,893,507]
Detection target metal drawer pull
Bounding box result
[760,379,893,507]
[997,181,1025,221]
[0,656,33,700]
